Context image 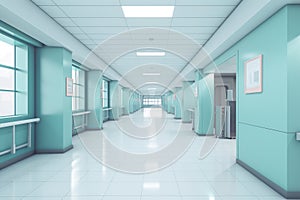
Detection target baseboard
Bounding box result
[85,128,102,131]
[182,121,192,123]
[35,144,73,154]
[237,159,300,199]
[0,151,34,170]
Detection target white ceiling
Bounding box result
[1,0,299,94]
[30,0,241,95]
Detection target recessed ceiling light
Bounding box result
[143,73,160,76]
[136,52,165,57]
[122,6,174,18]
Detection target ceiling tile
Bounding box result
[71,18,127,26]
[87,33,118,40]
[65,26,83,34]
[32,0,55,6]
[175,33,211,40]
[40,6,67,17]
[82,27,128,34]
[59,6,124,17]
[126,18,172,27]
[54,18,76,26]
[175,0,240,6]
[72,33,91,40]
[52,0,120,5]
[120,0,175,6]
[171,26,217,34]
[172,17,225,26]
[173,6,235,18]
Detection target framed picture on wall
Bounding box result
[244,55,263,94]
[66,77,73,96]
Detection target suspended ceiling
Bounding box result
[30,0,240,94]
[1,0,299,94]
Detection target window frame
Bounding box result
[71,65,85,112]
[101,78,109,109]
[0,34,28,118]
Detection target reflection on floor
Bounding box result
[0,108,285,200]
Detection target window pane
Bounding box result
[0,91,14,116]
[0,40,14,67]
[16,44,28,69]
[0,67,15,90]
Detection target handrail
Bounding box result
[72,111,91,117]
[0,118,40,128]
[0,118,40,156]
[103,108,112,111]
[72,111,91,133]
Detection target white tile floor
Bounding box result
[0,108,289,200]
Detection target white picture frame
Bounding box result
[244,55,263,94]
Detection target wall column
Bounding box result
[36,47,73,153]
[182,81,195,123]
[86,71,103,129]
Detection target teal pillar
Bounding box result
[122,88,130,115]
[109,80,120,120]
[86,71,103,129]
[36,47,73,153]
[194,70,214,135]
[182,81,195,123]
[167,92,174,114]
[173,87,182,119]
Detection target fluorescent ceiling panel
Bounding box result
[143,73,161,76]
[122,6,174,18]
[136,52,165,56]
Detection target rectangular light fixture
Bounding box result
[136,52,165,57]
[143,73,160,76]
[122,6,174,18]
[147,88,157,90]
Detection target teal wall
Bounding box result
[122,88,130,115]
[173,87,182,119]
[86,71,103,129]
[203,5,300,193]
[0,44,35,165]
[286,5,300,192]
[129,91,142,113]
[166,91,174,114]
[36,47,73,152]
[109,80,120,120]
[182,81,195,122]
[194,72,214,135]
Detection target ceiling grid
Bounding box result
[31,0,242,94]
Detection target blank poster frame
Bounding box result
[244,54,263,94]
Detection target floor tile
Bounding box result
[27,182,71,197]
[105,182,143,196]
[210,181,252,196]
[63,196,102,200]
[241,181,280,196]
[141,196,181,200]
[0,181,42,197]
[142,181,180,196]
[67,181,111,196]
[102,196,140,200]
[177,181,217,196]
[0,109,290,200]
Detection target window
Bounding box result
[143,96,162,106]
[102,79,109,108]
[72,66,85,111]
[0,33,28,117]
